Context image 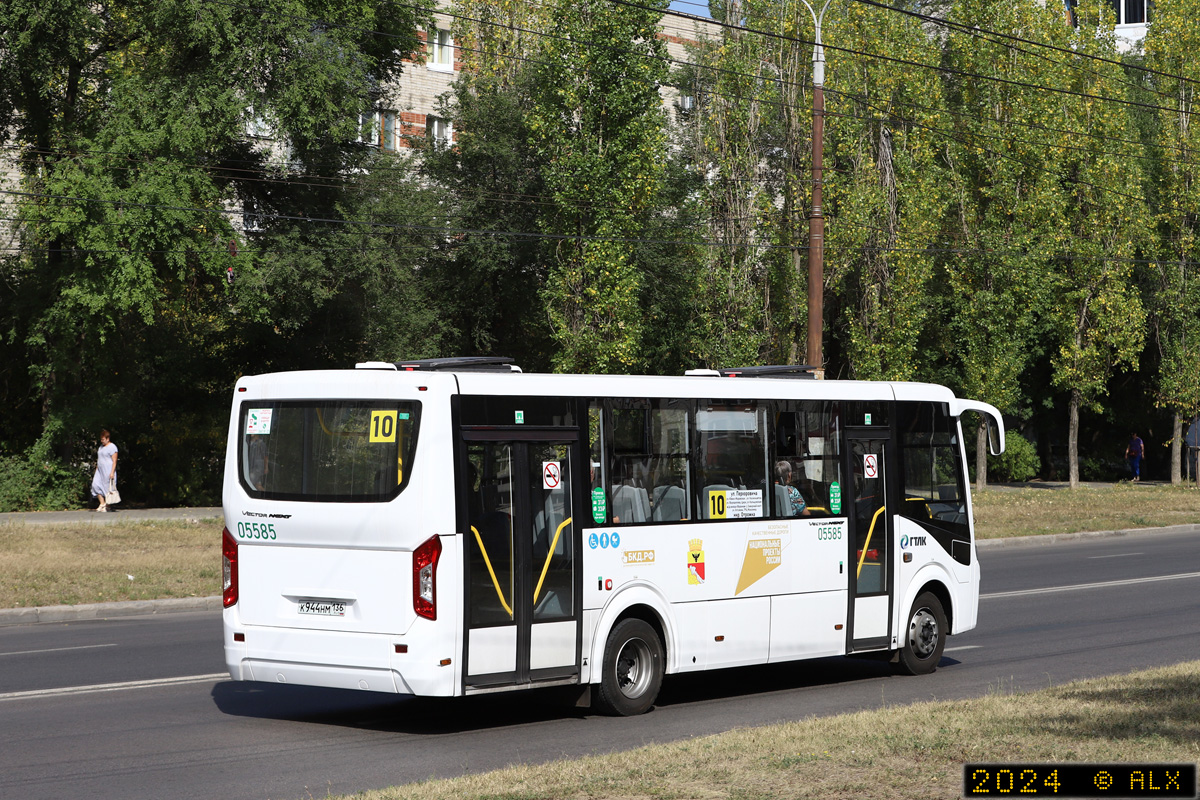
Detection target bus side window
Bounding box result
[898,401,968,535]
[695,403,768,519]
[589,403,606,521]
[606,402,690,525]
[770,401,841,518]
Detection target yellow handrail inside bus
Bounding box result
[534,517,573,604]
[856,505,887,579]
[470,525,513,618]
[904,495,931,518]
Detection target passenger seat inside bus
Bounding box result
[652,484,686,521]
[611,483,651,523]
[774,483,795,517]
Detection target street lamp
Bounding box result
[799,0,835,376]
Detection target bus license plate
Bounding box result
[297,599,345,617]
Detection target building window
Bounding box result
[356,111,377,145]
[382,111,397,151]
[242,200,264,233]
[427,115,452,146]
[357,110,398,150]
[245,108,272,138]
[1106,0,1149,25]
[429,28,454,72]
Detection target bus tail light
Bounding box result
[413,535,442,620]
[222,527,239,608]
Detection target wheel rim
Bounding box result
[614,636,653,699]
[908,607,939,659]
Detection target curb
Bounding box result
[4,525,1195,626]
[0,595,223,627]
[975,523,1200,548]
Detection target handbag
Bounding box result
[106,480,121,505]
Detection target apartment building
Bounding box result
[363,10,716,151]
[0,9,716,247]
[1066,0,1150,50]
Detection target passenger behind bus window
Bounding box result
[774,460,809,518]
[247,434,269,491]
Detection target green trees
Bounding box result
[683,0,780,368]
[821,0,948,382]
[1045,21,1148,487]
[940,0,1063,487]
[0,0,428,506]
[3,0,1200,506]
[1144,0,1200,483]
[529,0,671,373]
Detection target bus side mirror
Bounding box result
[986,416,1002,456]
[952,400,1005,457]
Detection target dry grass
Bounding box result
[0,518,223,607]
[2,485,1199,608]
[347,661,1200,800]
[972,483,1200,539]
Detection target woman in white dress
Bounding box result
[91,429,118,511]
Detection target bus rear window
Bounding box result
[238,401,420,502]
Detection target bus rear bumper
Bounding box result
[223,623,456,697]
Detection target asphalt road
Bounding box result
[1,528,1197,800]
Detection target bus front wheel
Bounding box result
[594,618,664,716]
[897,591,947,675]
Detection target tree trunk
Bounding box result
[1068,389,1080,488]
[1171,412,1183,485]
[976,418,988,492]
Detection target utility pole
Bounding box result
[801,0,834,376]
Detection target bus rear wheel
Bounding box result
[594,618,664,716]
[897,591,947,676]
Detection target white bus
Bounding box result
[222,358,1003,715]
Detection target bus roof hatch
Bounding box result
[355,356,522,373]
[685,365,818,379]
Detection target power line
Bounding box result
[399,0,1198,189]
[2,0,1188,251]
[847,0,1200,89]
[830,85,1151,206]
[8,0,1187,181]
[7,187,1182,266]
[606,0,1192,118]
[3,239,1183,266]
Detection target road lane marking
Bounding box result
[982,570,1200,600]
[944,645,981,652]
[1087,552,1143,559]
[0,673,227,702]
[0,643,119,657]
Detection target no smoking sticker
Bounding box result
[542,461,561,490]
[864,453,878,479]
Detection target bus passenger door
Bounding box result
[845,432,893,651]
[462,436,580,689]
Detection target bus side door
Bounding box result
[461,433,582,689]
[844,430,894,651]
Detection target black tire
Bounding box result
[896,591,947,676]
[593,618,664,716]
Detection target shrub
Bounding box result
[988,431,1041,482]
[0,425,89,511]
